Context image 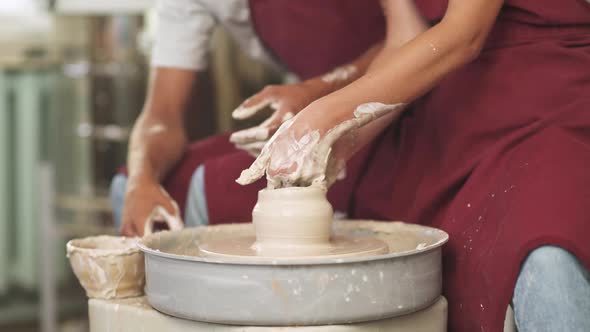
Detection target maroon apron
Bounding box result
[130,0,590,330]
[205,0,590,331]
[350,1,590,331]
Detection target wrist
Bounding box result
[300,78,336,99]
[127,169,159,190]
[298,98,350,134]
[319,65,360,90]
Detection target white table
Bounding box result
[89,296,448,332]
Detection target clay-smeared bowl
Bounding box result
[67,235,144,299]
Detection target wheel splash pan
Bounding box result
[138,220,448,326]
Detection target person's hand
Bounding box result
[230,82,326,157]
[120,176,180,237]
[236,99,405,189]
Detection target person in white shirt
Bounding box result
[111,0,384,236]
[111,0,283,236]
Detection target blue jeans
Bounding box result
[513,245,590,331]
[110,171,590,330]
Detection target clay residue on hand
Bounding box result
[236,102,406,190]
[295,102,405,189]
[282,111,294,122]
[146,123,168,135]
[352,102,405,122]
[267,129,323,189]
[232,99,280,120]
[231,108,293,148]
[230,126,271,144]
[235,141,267,158]
[321,65,358,83]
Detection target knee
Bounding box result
[513,247,590,331]
[109,174,128,230]
[185,165,209,227]
[521,245,579,276]
[191,165,205,191]
[515,245,588,302]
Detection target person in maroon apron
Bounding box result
[207,0,590,331]
[113,0,590,330]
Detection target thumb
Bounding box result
[156,186,181,217]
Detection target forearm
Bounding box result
[127,68,197,184]
[296,43,383,101]
[127,114,187,183]
[320,0,503,125]
[368,0,428,71]
[237,0,503,189]
[300,0,430,106]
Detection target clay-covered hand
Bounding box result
[236,100,405,189]
[120,176,180,237]
[230,83,325,157]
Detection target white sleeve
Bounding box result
[151,0,217,71]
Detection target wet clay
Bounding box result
[232,98,280,120]
[199,187,388,261]
[236,102,406,189]
[143,220,447,265]
[321,65,358,83]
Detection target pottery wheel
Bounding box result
[139,221,449,326]
[199,235,389,261]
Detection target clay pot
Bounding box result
[252,187,333,255]
[67,235,144,299]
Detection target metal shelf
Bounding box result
[53,0,154,14]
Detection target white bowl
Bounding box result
[67,235,144,299]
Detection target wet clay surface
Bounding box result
[140,221,448,265]
[199,235,389,261]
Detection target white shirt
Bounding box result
[152,0,282,72]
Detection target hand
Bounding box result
[236,99,405,189]
[120,176,180,237]
[230,82,326,156]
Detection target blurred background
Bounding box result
[0,1,279,331]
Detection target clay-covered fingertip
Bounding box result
[228,133,239,144]
[235,178,250,186]
[236,168,262,186]
[235,171,250,185]
[231,108,246,120]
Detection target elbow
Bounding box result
[460,31,486,62]
[438,0,503,63]
[440,16,489,63]
[442,17,489,63]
